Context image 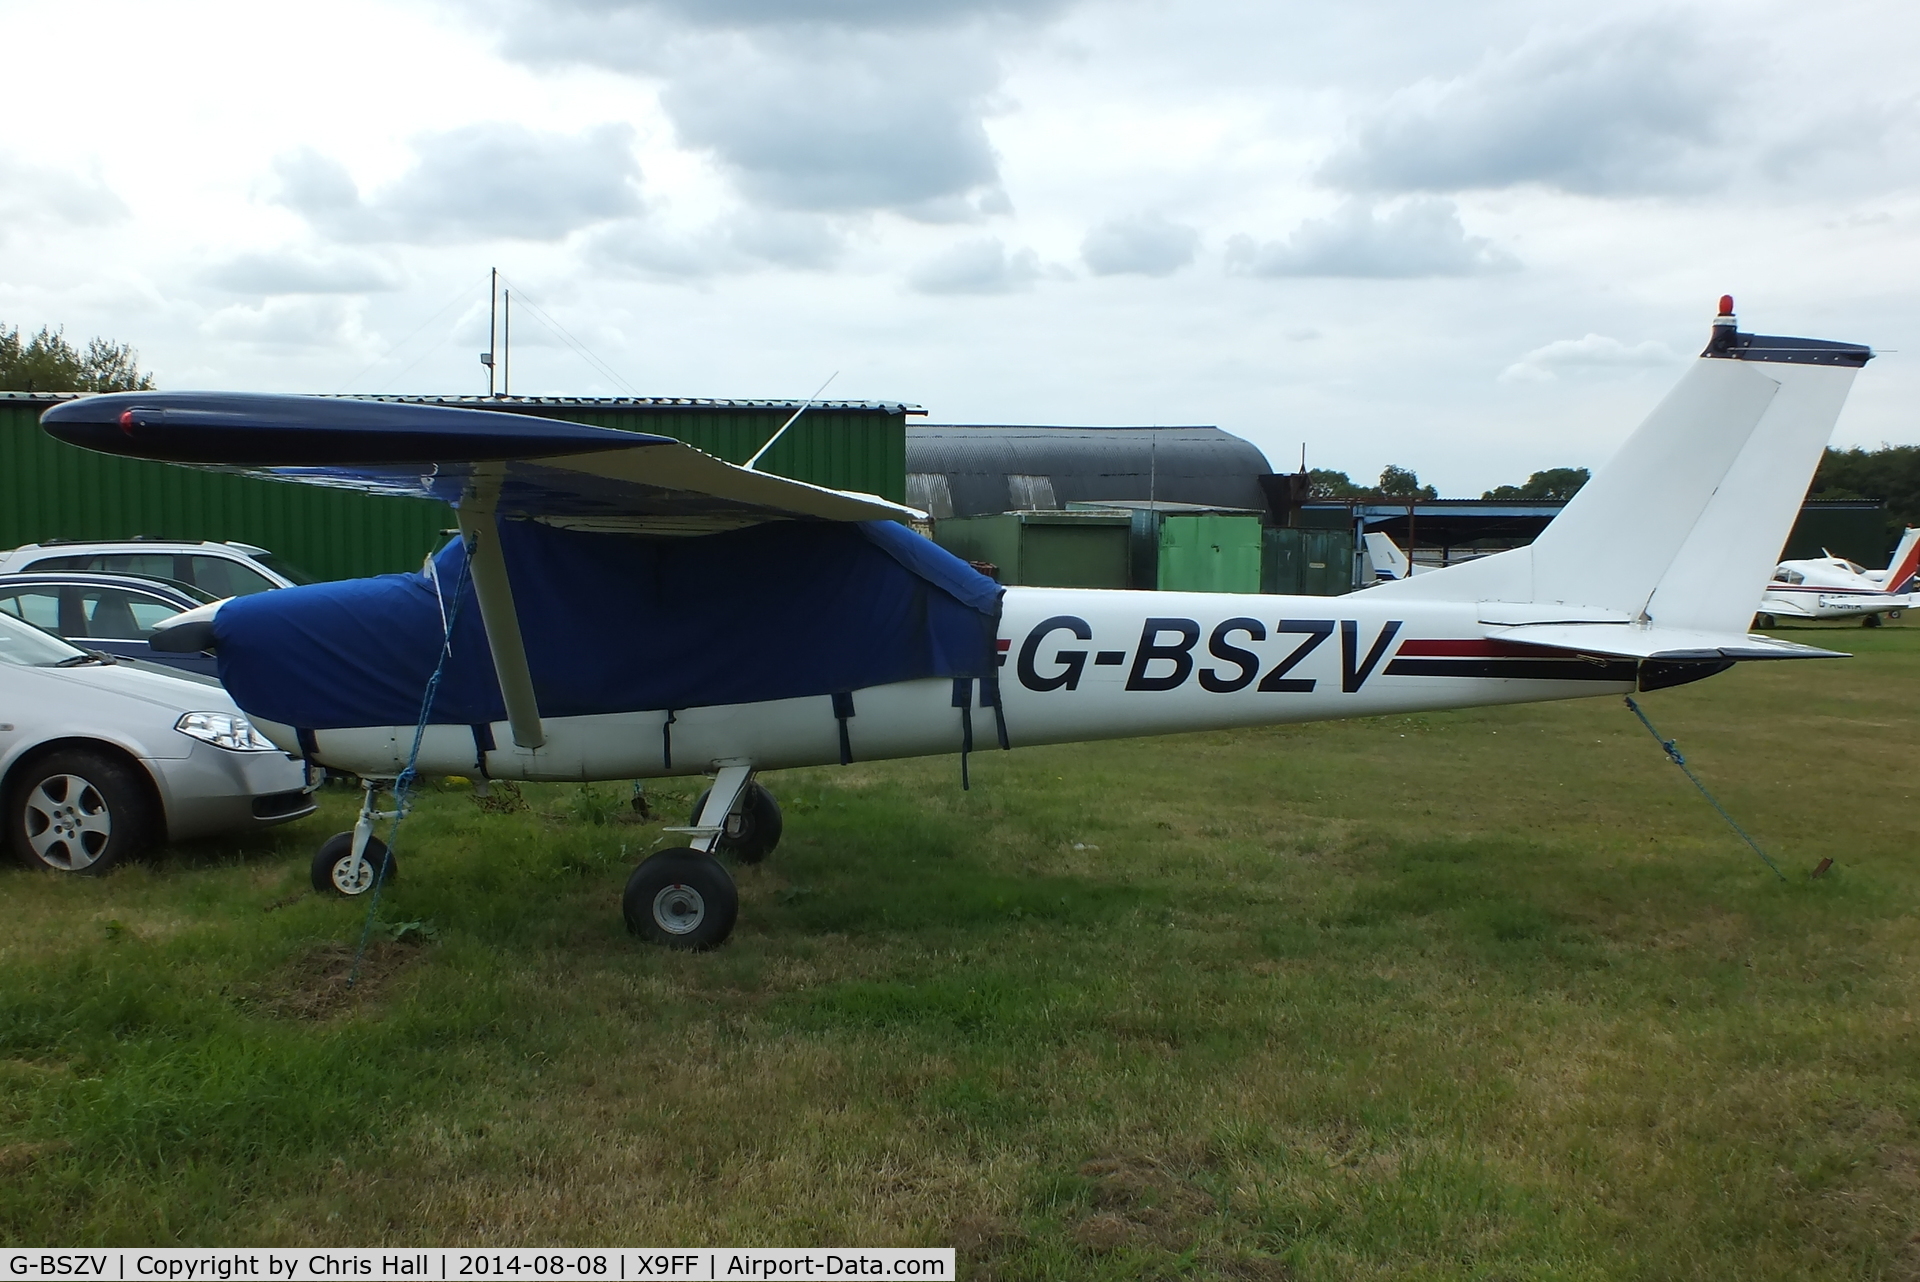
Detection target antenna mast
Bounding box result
[503,288,511,397]
[481,267,497,396]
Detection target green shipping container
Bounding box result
[931,511,1132,587]
[1157,514,1264,594]
[1,393,913,580]
[1262,526,1355,597]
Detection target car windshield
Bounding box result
[251,553,318,586]
[0,611,89,667]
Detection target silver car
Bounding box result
[0,539,310,597]
[0,612,315,874]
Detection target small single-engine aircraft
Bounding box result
[1755,526,1919,627]
[38,298,1871,950]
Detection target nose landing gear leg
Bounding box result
[312,777,400,896]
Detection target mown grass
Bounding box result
[2,622,1917,1278]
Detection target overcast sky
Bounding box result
[2,0,1916,494]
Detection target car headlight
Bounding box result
[175,711,278,752]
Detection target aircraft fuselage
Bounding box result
[262,586,1646,783]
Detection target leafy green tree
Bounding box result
[0,324,154,392]
[1482,466,1591,501]
[1308,468,1366,499]
[1308,465,1440,500]
[1375,464,1437,500]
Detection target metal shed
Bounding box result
[906,424,1273,519]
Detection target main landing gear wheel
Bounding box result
[1863,613,1883,628]
[5,749,153,874]
[311,832,395,896]
[688,781,783,864]
[624,848,738,950]
[1754,613,1777,629]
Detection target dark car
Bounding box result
[0,573,221,676]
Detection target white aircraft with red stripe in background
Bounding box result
[1755,525,1920,628]
[35,296,1874,951]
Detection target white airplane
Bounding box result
[1755,526,1919,627]
[39,298,1871,950]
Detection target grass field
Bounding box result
[3,623,1918,1278]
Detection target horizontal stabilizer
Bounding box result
[1492,623,1848,662]
[41,391,922,535]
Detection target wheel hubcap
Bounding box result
[332,853,376,894]
[23,774,111,870]
[652,883,706,934]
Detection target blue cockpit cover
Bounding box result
[212,519,1003,730]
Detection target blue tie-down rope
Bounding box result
[1623,696,1787,882]
[347,547,471,987]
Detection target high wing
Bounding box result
[40,391,922,535]
[42,391,950,753]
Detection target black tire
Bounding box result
[1755,613,1777,629]
[623,848,738,950]
[5,749,154,874]
[311,831,395,896]
[688,781,783,864]
[1863,613,1883,628]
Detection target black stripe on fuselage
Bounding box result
[1383,657,1638,681]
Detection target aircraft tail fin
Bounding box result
[1876,526,1920,593]
[1370,300,1871,634]
[1363,531,1412,581]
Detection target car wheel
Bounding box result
[5,749,155,874]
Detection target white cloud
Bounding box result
[0,152,128,236]
[908,237,1044,294]
[201,296,367,348]
[1499,334,1680,383]
[271,124,642,243]
[1320,21,1727,195]
[1081,213,1200,277]
[487,0,1075,221]
[1226,199,1517,278]
[588,210,846,279]
[200,248,403,295]
[661,36,1006,218]
[545,0,1071,34]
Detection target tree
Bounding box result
[0,324,155,392]
[1308,465,1439,500]
[1308,468,1367,499]
[1482,466,1591,501]
[1375,464,1437,500]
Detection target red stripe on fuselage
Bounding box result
[1394,638,1558,658]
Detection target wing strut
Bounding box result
[457,463,546,750]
